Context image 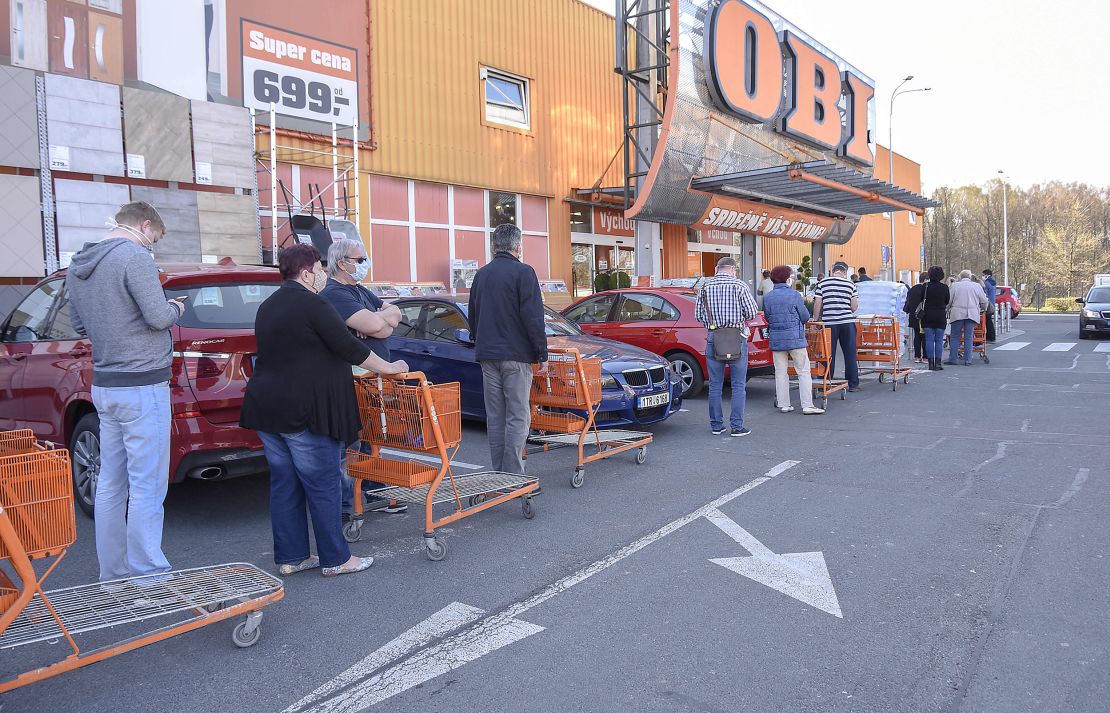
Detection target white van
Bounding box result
[1094,274,1110,287]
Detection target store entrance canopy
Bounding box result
[691,160,938,219]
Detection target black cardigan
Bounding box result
[912,280,950,330]
[240,280,372,444]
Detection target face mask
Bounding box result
[347,259,369,283]
[310,269,328,293]
[116,223,156,252]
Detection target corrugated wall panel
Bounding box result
[836,147,924,276]
[760,238,811,270]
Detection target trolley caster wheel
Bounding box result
[521,496,536,519]
[571,468,585,489]
[204,601,225,613]
[467,494,486,508]
[984,356,990,364]
[878,373,887,383]
[231,619,262,648]
[425,538,447,561]
[635,447,647,465]
[342,520,363,543]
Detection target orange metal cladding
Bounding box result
[830,146,925,277]
[760,237,811,270]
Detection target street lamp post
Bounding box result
[997,170,1009,286]
[888,77,930,281]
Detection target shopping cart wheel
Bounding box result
[635,447,647,465]
[521,496,536,519]
[467,494,486,508]
[983,354,990,364]
[204,601,225,613]
[425,537,447,561]
[571,468,585,489]
[878,373,887,383]
[342,520,363,543]
[231,618,262,648]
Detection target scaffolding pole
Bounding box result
[269,104,278,263]
[332,123,339,220]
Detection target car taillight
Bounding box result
[172,351,231,381]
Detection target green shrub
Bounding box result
[593,272,611,292]
[613,271,632,288]
[1044,297,1077,312]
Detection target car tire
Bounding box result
[70,413,100,518]
[1079,330,1089,340]
[667,351,704,397]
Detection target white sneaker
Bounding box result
[779,406,794,413]
[802,406,825,415]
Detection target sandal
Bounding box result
[278,556,320,576]
[322,556,375,577]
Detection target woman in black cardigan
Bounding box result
[241,244,407,578]
[917,265,951,371]
[903,274,929,363]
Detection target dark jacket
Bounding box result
[468,251,547,363]
[913,280,950,330]
[240,280,372,444]
[903,283,927,326]
[762,283,811,351]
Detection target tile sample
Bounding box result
[0,174,45,277]
[131,185,201,263]
[0,65,41,169]
[197,192,258,264]
[190,100,256,189]
[11,0,50,71]
[122,87,192,182]
[46,73,124,176]
[54,177,129,253]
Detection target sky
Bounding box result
[580,0,1109,192]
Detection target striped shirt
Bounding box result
[695,274,758,329]
[814,276,857,325]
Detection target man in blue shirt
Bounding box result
[982,268,998,342]
[322,238,407,516]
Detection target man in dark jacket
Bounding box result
[468,224,547,474]
[982,268,998,342]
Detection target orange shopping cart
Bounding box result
[855,316,914,390]
[346,373,538,561]
[526,348,653,489]
[0,430,282,694]
[956,311,990,364]
[783,322,848,409]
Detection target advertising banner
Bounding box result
[692,195,837,243]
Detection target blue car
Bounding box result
[387,297,683,428]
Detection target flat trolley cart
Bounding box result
[787,322,848,409]
[855,316,913,390]
[956,311,990,364]
[0,430,282,694]
[346,373,538,561]
[526,348,653,489]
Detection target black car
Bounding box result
[1077,285,1110,338]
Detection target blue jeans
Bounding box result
[924,327,945,360]
[948,319,975,364]
[828,322,860,387]
[258,429,350,569]
[706,331,747,430]
[91,382,172,581]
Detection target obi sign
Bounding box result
[704,0,875,166]
[241,21,359,125]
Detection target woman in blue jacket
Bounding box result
[762,265,824,415]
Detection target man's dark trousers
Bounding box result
[828,322,860,388]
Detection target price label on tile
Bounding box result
[49,145,70,170]
[127,154,146,179]
[241,20,359,125]
[195,162,213,185]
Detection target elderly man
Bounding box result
[468,224,547,474]
[945,270,989,366]
[321,238,407,515]
[813,261,861,391]
[694,257,758,436]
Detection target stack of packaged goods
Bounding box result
[856,281,909,354]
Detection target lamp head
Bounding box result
[904,75,914,81]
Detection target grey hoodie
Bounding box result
[66,237,180,387]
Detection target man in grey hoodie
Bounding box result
[66,202,185,581]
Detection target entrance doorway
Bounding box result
[571,241,636,296]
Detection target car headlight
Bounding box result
[600,374,619,390]
[1083,309,1100,318]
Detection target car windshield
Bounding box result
[544,309,582,336]
[1088,287,1110,302]
[164,283,280,329]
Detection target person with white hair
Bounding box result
[945,269,989,366]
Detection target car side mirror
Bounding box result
[1075,298,1084,304]
[454,328,475,345]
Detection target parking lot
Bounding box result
[4,313,1107,713]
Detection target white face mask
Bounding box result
[346,258,369,283]
[117,223,157,252]
[307,269,327,293]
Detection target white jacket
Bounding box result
[948,278,988,323]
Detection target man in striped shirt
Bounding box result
[813,261,861,391]
[695,257,758,436]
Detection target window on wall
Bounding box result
[482,67,530,130]
[908,211,917,225]
[882,212,891,220]
[488,191,517,228]
[570,204,592,233]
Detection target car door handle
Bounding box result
[650,329,666,336]
[69,347,91,358]
[6,352,27,362]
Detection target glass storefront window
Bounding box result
[570,204,592,233]
[488,191,517,228]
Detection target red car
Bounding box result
[0,261,282,516]
[561,288,772,397]
[996,285,1022,317]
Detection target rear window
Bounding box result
[164,283,279,329]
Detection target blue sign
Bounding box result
[880,244,890,265]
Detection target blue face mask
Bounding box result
[348,258,369,283]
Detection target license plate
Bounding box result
[637,392,670,409]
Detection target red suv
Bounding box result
[0,261,282,516]
[562,288,772,397]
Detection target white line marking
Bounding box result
[1094,343,1110,353]
[993,341,1030,351]
[1017,355,1081,371]
[1020,419,1031,433]
[378,448,482,470]
[1051,468,1090,508]
[1043,342,1076,352]
[290,460,801,712]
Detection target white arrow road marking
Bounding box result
[284,460,802,712]
[993,341,1030,351]
[705,508,843,618]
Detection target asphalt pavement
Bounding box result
[3,314,1107,713]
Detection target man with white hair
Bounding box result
[945,270,989,366]
[321,238,407,515]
